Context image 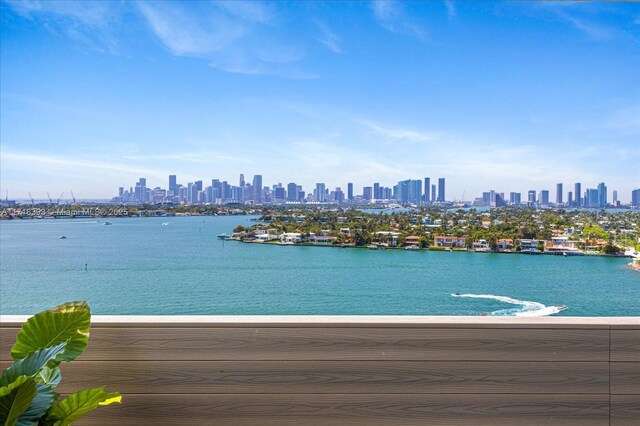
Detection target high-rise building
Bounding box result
[315,183,326,202]
[568,191,573,207]
[574,183,582,207]
[252,175,262,203]
[613,190,618,206]
[169,175,177,195]
[437,178,445,202]
[632,188,640,207]
[597,182,607,208]
[195,180,203,192]
[509,192,521,205]
[396,180,410,204]
[424,178,430,203]
[373,183,380,200]
[527,190,536,206]
[239,174,245,187]
[431,184,436,202]
[274,186,285,202]
[483,192,491,206]
[334,187,344,203]
[363,186,372,201]
[556,183,563,205]
[287,183,298,201]
[347,183,353,201]
[409,180,422,204]
[586,188,599,208]
[540,190,549,206]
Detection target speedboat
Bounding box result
[405,245,420,250]
[217,233,228,239]
[59,236,67,239]
[556,305,568,312]
[104,221,113,225]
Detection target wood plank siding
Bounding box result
[1,316,638,425]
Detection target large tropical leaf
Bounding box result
[16,383,55,426]
[42,387,121,426]
[1,342,67,388]
[0,376,37,426]
[11,301,90,362]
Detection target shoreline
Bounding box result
[231,239,633,258]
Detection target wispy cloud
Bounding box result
[445,1,456,19]
[3,0,122,53]
[136,1,314,78]
[356,119,438,143]
[315,21,342,54]
[370,1,426,40]
[536,3,615,40]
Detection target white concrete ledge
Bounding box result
[2,315,639,327]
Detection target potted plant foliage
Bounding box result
[0,301,120,425]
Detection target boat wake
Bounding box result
[451,293,567,317]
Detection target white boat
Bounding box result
[217,233,228,239]
[162,222,169,226]
[405,245,420,250]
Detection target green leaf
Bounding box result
[1,342,67,388]
[43,387,121,426]
[16,383,54,426]
[11,301,91,362]
[0,376,37,426]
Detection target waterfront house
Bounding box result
[545,236,580,253]
[339,228,351,235]
[279,233,302,244]
[404,236,420,247]
[517,239,540,251]
[434,235,466,248]
[311,235,337,244]
[472,239,490,251]
[497,239,514,251]
[374,231,400,247]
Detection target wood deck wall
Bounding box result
[1,316,638,425]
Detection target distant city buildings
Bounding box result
[109,174,629,208]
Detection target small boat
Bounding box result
[405,245,420,251]
[217,233,228,239]
[556,305,568,312]
[59,236,67,239]
[104,221,112,225]
[367,244,379,250]
[161,222,169,226]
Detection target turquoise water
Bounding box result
[1,216,638,316]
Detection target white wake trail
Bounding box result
[451,293,567,317]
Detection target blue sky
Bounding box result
[1,0,639,201]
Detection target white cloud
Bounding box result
[445,1,456,19]
[4,0,122,53]
[315,21,342,54]
[136,1,313,78]
[370,0,426,40]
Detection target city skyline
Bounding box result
[1,2,639,200]
[96,172,633,208]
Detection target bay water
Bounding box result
[1,216,638,316]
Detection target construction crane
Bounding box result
[28,192,35,205]
[70,190,76,204]
[57,192,64,205]
[47,192,53,204]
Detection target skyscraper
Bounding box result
[347,183,353,201]
[315,183,326,202]
[431,184,436,202]
[373,183,380,200]
[568,191,573,207]
[252,175,262,203]
[541,190,549,206]
[396,180,410,204]
[363,186,372,201]
[169,175,177,195]
[424,177,430,203]
[528,190,536,205]
[556,183,563,205]
[287,183,298,201]
[586,188,599,208]
[408,180,422,204]
[509,192,521,205]
[632,188,640,207]
[574,183,582,207]
[597,182,607,208]
[437,178,445,202]
[613,190,618,206]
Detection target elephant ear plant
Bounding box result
[0,301,121,425]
